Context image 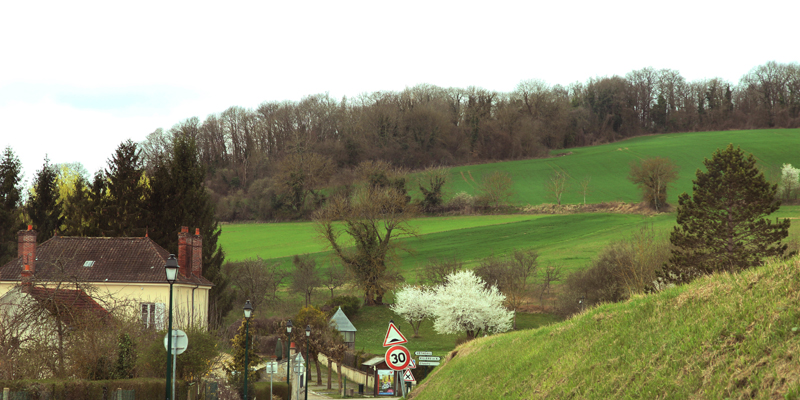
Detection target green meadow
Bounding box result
[445,128,800,206]
[411,258,800,399]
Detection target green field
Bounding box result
[445,128,800,206]
[411,257,800,399]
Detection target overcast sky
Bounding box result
[1,0,797,185]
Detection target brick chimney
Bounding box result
[20,264,33,286]
[177,226,190,278]
[191,228,202,277]
[18,225,36,273]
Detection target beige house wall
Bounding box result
[0,281,210,329]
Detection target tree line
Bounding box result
[134,61,800,221]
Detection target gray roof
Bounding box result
[329,306,357,332]
[362,356,384,367]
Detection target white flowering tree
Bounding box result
[430,270,514,339]
[780,163,800,201]
[389,285,435,337]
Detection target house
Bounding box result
[0,225,212,329]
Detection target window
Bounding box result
[141,303,166,329]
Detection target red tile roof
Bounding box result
[23,286,110,326]
[0,236,212,286]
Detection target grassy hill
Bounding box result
[409,257,800,399]
[445,128,800,206]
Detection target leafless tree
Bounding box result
[291,255,322,307]
[225,258,287,311]
[538,264,563,306]
[421,257,463,286]
[628,157,680,211]
[545,167,570,205]
[579,176,592,205]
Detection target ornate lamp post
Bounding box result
[305,325,311,400]
[286,319,293,400]
[164,254,179,400]
[243,300,254,400]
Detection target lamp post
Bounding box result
[164,254,179,400]
[243,300,253,400]
[305,325,311,400]
[286,319,293,400]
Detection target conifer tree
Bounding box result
[147,133,232,327]
[104,140,149,237]
[0,147,24,265]
[27,156,63,242]
[660,144,789,285]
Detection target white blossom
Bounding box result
[430,270,514,338]
[390,285,435,337]
[780,163,800,199]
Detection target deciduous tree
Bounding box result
[291,254,321,307]
[390,285,434,337]
[628,156,679,211]
[661,144,790,285]
[430,270,513,339]
[315,183,418,306]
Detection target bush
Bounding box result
[254,381,291,400]
[0,379,167,400]
[137,327,220,382]
[323,295,362,318]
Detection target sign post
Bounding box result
[163,329,188,400]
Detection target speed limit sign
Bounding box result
[384,345,411,370]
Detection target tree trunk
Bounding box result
[327,358,332,389]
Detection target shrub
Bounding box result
[323,295,362,318]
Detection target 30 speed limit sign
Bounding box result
[384,345,411,370]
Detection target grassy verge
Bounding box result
[411,257,800,399]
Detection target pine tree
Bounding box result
[147,133,232,328]
[223,318,261,397]
[0,147,24,265]
[104,140,149,237]
[27,156,64,242]
[660,144,789,285]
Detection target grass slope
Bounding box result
[446,128,800,206]
[411,258,800,400]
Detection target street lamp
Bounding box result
[286,319,293,400]
[164,254,179,400]
[305,325,311,400]
[243,300,254,400]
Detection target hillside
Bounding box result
[445,128,800,206]
[410,257,800,399]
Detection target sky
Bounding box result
[1,0,797,186]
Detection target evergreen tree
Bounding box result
[147,133,232,327]
[660,144,789,285]
[223,318,261,397]
[0,147,24,265]
[27,156,63,242]
[61,176,93,236]
[104,140,149,237]
[86,171,108,236]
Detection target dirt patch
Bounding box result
[522,201,664,216]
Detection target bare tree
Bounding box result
[421,257,463,286]
[291,255,321,307]
[315,182,418,306]
[628,157,680,211]
[538,264,563,306]
[225,258,287,310]
[579,176,592,205]
[477,171,515,209]
[545,167,570,205]
[322,262,350,299]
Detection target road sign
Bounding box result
[403,369,416,382]
[418,361,440,366]
[383,322,408,347]
[385,345,411,371]
[163,329,188,355]
[415,351,432,356]
[418,356,440,361]
[408,358,417,369]
[265,361,278,374]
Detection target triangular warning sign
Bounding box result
[403,369,416,382]
[383,322,408,347]
[408,358,416,369]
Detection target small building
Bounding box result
[329,306,357,349]
[362,357,402,397]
